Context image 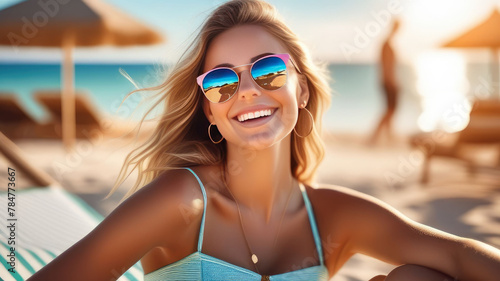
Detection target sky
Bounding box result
[0,0,499,64]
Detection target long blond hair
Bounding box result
[108,0,331,200]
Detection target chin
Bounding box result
[240,131,289,150]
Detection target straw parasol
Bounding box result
[442,9,500,98]
[0,0,163,150]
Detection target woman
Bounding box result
[28,1,500,280]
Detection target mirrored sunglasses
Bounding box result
[197,53,299,103]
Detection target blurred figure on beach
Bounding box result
[368,19,400,145]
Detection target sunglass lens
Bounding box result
[251,56,287,90]
[202,69,239,103]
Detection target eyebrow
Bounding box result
[212,52,275,69]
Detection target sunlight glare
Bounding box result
[415,50,470,133]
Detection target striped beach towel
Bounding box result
[0,186,143,281]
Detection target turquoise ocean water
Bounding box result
[0,63,438,135]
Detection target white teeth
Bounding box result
[237,109,273,122]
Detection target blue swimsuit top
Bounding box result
[144,167,329,281]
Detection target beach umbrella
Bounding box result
[442,9,500,98]
[0,0,163,150]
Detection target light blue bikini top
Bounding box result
[144,167,329,281]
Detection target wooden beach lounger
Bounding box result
[33,90,102,139]
[0,94,58,139]
[0,93,35,124]
[0,133,144,280]
[412,99,500,183]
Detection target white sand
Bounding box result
[1,131,499,281]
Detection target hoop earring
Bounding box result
[208,122,224,144]
[293,107,314,138]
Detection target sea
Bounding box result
[0,62,493,136]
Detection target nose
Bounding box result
[237,70,261,101]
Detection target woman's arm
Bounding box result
[312,185,500,281]
[26,169,204,281]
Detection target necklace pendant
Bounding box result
[251,254,259,264]
[261,275,270,281]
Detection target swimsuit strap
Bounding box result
[299,183,325,265]
[183,167,208,252]
[181,168,324,264]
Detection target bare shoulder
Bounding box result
[305,183,387,213]
[304,183,413,238]
[106,167,207,247]
[129,167,205,209]
[87,167,208,249]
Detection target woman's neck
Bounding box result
[223,135,297,222]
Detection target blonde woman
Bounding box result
[28,1,500,280]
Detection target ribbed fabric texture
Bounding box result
[144,167,329,281]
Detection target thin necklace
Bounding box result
[221,165,296,275]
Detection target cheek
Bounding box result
[210,102,232,122]
[276,81,300,126]
[285,74,301,101]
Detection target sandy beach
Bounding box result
[1,130,499,281]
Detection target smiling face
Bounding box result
[202,25,309,150]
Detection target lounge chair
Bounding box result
[0,93,35,123]
[412,99,500,183]
[0,94,57,139]
[0,132,144,280]
[0,132,54,187]
[33,91,102,139]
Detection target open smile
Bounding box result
[232,108,278,128]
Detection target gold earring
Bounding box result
[208,122,224,144]
[293,107,314,138]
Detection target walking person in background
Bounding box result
[369,19,400,145]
